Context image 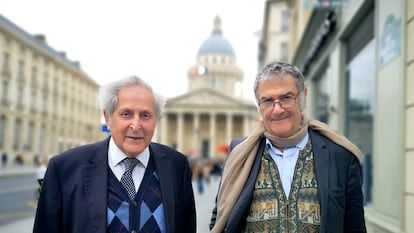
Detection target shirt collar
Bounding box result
[108,137,150,169]
[265,132,309,150]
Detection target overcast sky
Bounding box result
[1,0,265,100]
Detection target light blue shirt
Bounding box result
[266,132,309,199]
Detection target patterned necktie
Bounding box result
[121,158,139,200]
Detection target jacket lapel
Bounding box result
[150,143,174,233]
[310,130,330,233]
[227,136,266,232]
[83,138,110,232]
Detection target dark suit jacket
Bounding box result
[33,137,196,233]
[210,129,366,233]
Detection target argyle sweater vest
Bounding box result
[242,139,321,233]
[107,157,166,233]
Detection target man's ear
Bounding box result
[303,87,308,100]
[103,110,110,129]
[300,87,308,111]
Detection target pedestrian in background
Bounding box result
[34,75,196,233]
[210,62,366,233]
[1,152,7,167]
[14,154,24,165]
[197,168,205,194]
[35,155,48,199]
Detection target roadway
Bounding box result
[0,166,220,233]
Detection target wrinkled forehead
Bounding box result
[257,76,298,95]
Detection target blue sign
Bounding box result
[379,14,401,67]
[101,125,110,134]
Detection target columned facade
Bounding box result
[154,16,259,162]
[156,108,256,160]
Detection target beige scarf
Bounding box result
[211,116,362,233]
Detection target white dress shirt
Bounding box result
[107,137,150,192]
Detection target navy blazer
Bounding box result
[210,129,366,233]
[33,137,196,233]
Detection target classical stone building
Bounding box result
[0,14,104,165]
[154,16,259,161]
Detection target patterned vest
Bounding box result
[107,157,166,233]
[242,139,321,233]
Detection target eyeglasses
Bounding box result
[258,94,298,111]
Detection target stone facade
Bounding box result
[0,14,104,165]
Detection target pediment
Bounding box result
[167,88,252,107]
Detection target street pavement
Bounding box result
[194,176,220,233]
[0,166,220,233]
[0,165,37,233]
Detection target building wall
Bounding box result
[259,0,292,68]
[0,15,105,164]
[267,2,290,62]
[261,0,413,232]
[366,0,405,232]
[187,62,243,98]
[288,0,313,60]
[404,0,414,232]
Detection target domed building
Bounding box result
[154,16,258,161]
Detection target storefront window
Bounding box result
[314,66,332,123]
[345,40,375,205]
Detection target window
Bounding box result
[13,119,21,150]
[0,115,5,149]
[17,86,23,108]
[43,72,49,89]
[1,80,8,104]
[27,122,35,150]
[31,66,37,86]
[314,66,332,123]
[18,60,25,79]
[4,37,11,47]
[49,127,55,153]
[42,94,48,113]
[30,90,37,112]
[2,52,10,70]
[53,77,58,93]
[281,10,290,32]
[345,40,375,205]
[20,45,25,54]
[39,124,45,154]
[280,42,289,62]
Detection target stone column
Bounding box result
[192,113,200,157]
[21,118,28,153]
[4,115,13,154]
[243,115,249,136]
[153,122,159,143]
[209,113,216,158]
[226,112,233,143]
[177,112,184,152]
[160,113,168,144]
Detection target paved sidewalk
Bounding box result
[0,165,37,232]
[0,165,37,177]
[0,217,34,233]
[0,173,221,233]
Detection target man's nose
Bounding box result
[129,117,142,130]
[271,101,284,113]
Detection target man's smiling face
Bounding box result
[104,85,157,157]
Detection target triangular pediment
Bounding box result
[166,88,254,107]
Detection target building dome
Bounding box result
[197,16,235,56]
